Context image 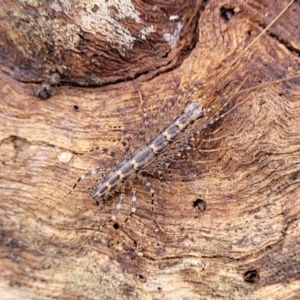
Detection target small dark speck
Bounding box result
[265,245,272,251]
[92,4,99,13]
[289,172,298,181]
[113,222,120,230]
[220,7,235,21]
[74,105,79,111]
[243,270,260,284]
[137,274,147,283]
[193,198,207,211]
[8,238,19,248]
[259,99,266,106]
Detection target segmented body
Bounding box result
[92,101,204,201]
[69,1,295,226]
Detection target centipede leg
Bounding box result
[111,188,137,233]
[106,188,138,247]
[77,193,126,248]
[122,188,137,225]
[121,132,133,157]
[63,166,106,200]
[77,146,116,160]
[141,177,164,232]
[110,193,125,222]
[66,144,124,200]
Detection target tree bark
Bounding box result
[1,0,300,299]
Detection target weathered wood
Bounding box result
[0,0,201,85]
[1,0,300,299]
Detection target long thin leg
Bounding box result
[123,188,137,224]
[65,144,121,200]
[88,147,118,164]
[111,193,125,221]
[75,193,126,249]
[121,132,133,157]
[62,189,136,247]
[113,188,137,230]
[65,187,142,248]
[64,167,105,199]
[107,188,138,247]
[141,177,164,232]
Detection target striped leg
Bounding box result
[64,167,105,199]
[123,188,137,223]
[65,146,121,200]
[63,190,137,249]
[111,193,125,222]
[141,177,164,232]
[76,191,130,248]
[121,132,133,157]
[112,188,137,230]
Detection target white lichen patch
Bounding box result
[22,0,39,6]
[140,25,156,40]
[163,22,184,49]
[50,0,156,55]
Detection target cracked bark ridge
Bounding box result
[0,0,203,85]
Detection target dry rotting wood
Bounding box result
[0,0,300,299]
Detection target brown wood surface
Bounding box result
[1,0,300,299]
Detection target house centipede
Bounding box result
[65,0,296,234]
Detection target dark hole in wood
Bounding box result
[220,7,235,21]
[113,222,120,230]
[243,270,260,283]
[193,198,207,211]
[74,105,79,111]
[137,274,147,283]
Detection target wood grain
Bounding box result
[0,0,300,299]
